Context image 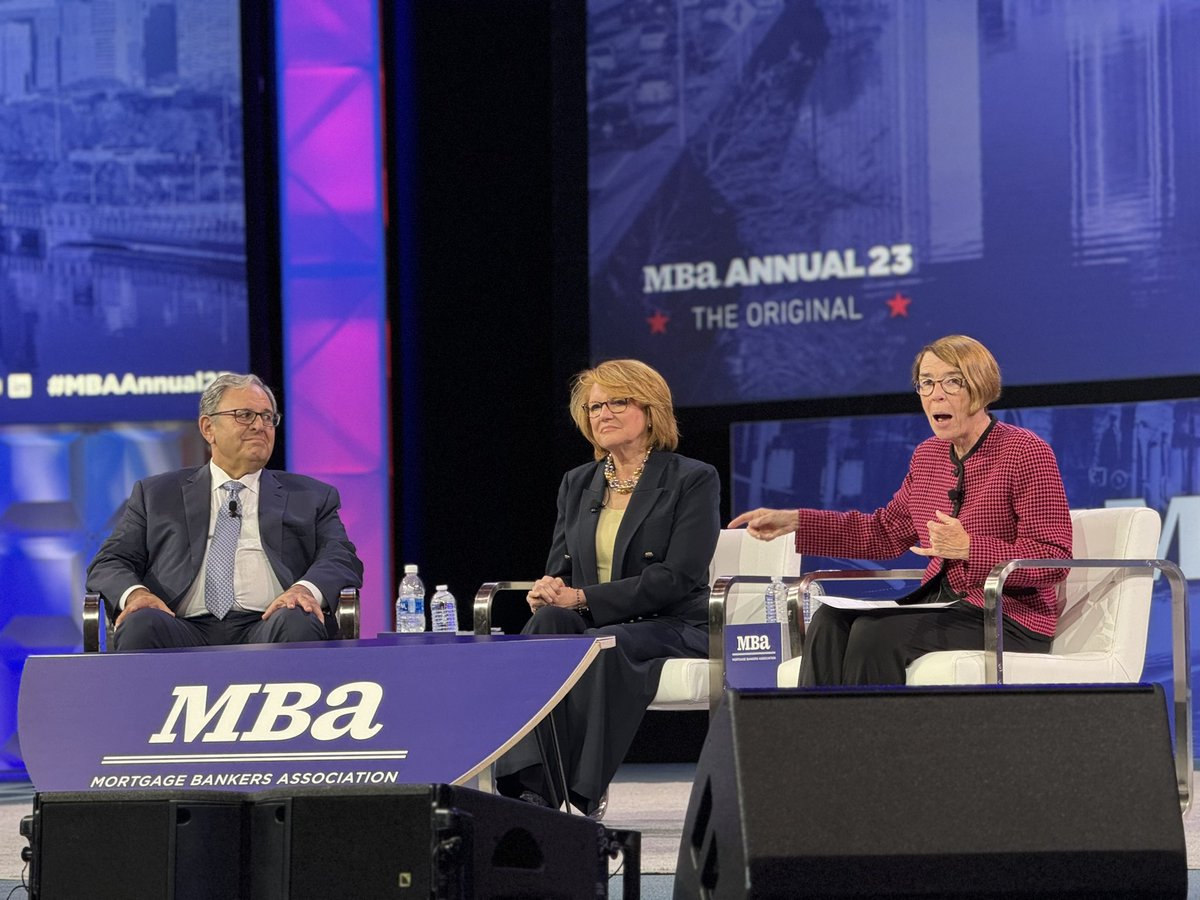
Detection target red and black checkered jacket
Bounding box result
[794,419,1072,637]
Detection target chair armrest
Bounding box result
[792,569,925,658]
[83,592,111,653]
[472,581,536,635]
[984,556,1191,812]
[708,574,807,714]
[336,588,360,640]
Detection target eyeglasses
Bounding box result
[914,376,966,397]
[584,398,632,417]
[210,408,281,427]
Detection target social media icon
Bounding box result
[8,373,32,399]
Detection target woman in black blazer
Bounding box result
[496,359,720,818]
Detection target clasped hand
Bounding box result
[527,576,575,611]
[910,509,970,560]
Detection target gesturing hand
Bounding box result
[727,508,798,541]
[910,510,970,560]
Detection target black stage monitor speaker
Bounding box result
[23,790,245,900]
[676,686,1187,899]
[24,784,612,900]
[249,783,608,900]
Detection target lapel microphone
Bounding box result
[947,459,965,515]
[229,498,240,518]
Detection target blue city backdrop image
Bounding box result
[587,0,1200,407]
[733,398,1200,746]
[0,0,247,425]
[0,0,246,773]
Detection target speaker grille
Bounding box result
[678,686,1187,898]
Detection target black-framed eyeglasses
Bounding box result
[583,397,632,417]
[914,376,966,396]
[210,408,281,427]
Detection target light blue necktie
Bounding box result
[204,481,244,620]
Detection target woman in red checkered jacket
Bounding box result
[729,334,1072,686]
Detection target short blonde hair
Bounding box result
[568,359,679,460]
[912,334,1001,415]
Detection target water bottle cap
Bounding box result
[404,564,418,574]
[435,585,448,591]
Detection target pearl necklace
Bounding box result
[604,448,651,494]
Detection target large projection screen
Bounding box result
[587,0,1200,406]
[0,0,249,425]
[0,0,251,773]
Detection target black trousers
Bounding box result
[495,605,705,815]
[798,601,1052,686]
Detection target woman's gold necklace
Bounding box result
[604,447,651,494]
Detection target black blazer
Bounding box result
[86,465,364,613]
[545,451,720,628]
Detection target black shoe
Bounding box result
[587,790,609,822]
[518,789,551,807]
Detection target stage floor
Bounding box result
[2,764,1200,896]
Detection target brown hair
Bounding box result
[911,334,1001,415]
[568,359,680,460]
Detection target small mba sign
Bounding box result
[735,634,773,652]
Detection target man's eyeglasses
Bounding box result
[914,376,966,397]
[210,408,281,427]
[584,398,632,417]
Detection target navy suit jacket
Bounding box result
[86,465,363,615]
[545,451,720,628]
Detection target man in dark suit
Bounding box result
[87,373,364,650]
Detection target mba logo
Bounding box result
[149,681,383,744]
[736,634,772,652]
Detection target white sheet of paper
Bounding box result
[817,596,956,610]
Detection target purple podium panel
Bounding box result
[18,634,610,793]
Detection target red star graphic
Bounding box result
[647,310,670,334]
[886,292,912,317]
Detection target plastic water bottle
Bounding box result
[764,578,785,624]
[802,581,823,627]
[430,584,459,633]
[396,564,426,633]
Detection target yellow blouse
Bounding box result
[594,506,625,583]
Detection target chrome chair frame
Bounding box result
[476,575,808,717]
